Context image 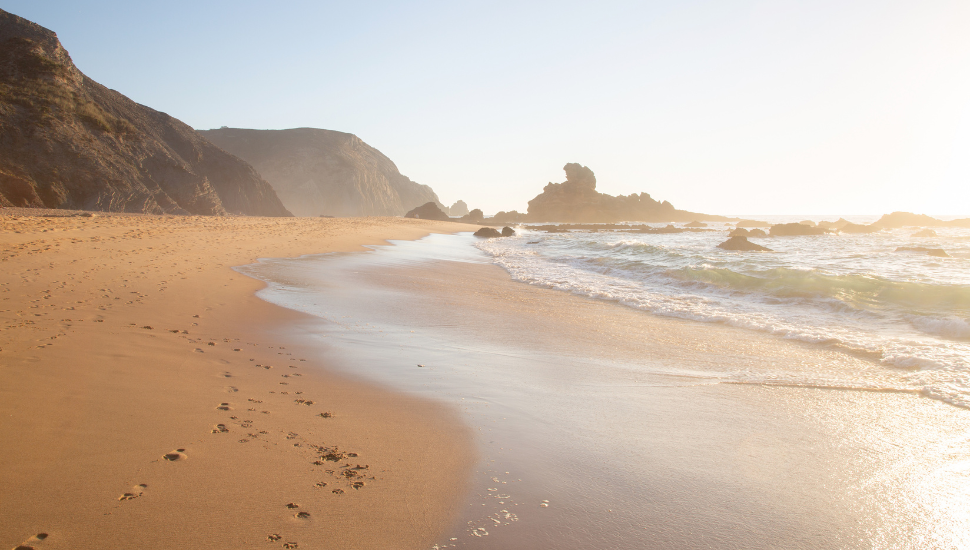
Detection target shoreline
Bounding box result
[243,232,970,549]
[0,211,476,549]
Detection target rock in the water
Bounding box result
[736,219,773,228]
[798,220,817,227]
[404,202,450,221]
[912,229,938,237]
[769,223,827,236]
[501,226,516,236]
[684,221,707,228]
[748,228,768,237]
[729,228,750,237]
[896,247,950,257]
[817,218,852,231]
[473,227,501,238]
[449,200,469,217]
[717,236,772,252]
[0,9,290,216]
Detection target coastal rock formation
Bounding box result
[817,219,852,231]
[491,210,527,224]
[717,236,772,252]
[501,226,516,236]
[460,209,484,223]
[736,220,773,228]
[873,212,970,229]
[913,229,938,237]
[525,163,729,223]
[449,200,469,217]
[473,227,501,238]
[200,127,442,217]
[839,222,881,234]
[685,221,707,228]
[404,202,450,221]
[0,9,290,216]
[769,223,827,236]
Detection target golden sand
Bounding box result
[0,211,474,550]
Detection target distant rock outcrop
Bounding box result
[449,200,469,217]
[404,201,450,221]
[0,9,290,215]
[817,219,852,231]
[200,127,443,217]
[736,220,773,228]
[839,222,881,234]
[873,212,970,229]
[525,163,729,223]
[684,221,707,228]
[473,227,501,238]
[769,223,827,236]
[717,236,772,252]
[912,229,938,237]
[460,209,484,223]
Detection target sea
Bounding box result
[237,215,970,549]
[478,216,970,409]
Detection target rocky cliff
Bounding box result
[527,163,729,223]
[0,9,290,216]
[200,128,443,217]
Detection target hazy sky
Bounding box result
[8,0,970,215]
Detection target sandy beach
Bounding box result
[0,210,475,550]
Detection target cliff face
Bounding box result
[200,128,443,217]
[0,9,290,216]
[527,163,728,223]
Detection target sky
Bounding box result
[6,0,970,215]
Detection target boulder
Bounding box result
[912,229,938,237]
[404,202,450,221]
[717,236,772,252]
[769,223,827,236]
[501,226,516,236]
[729,228,750,237]
[748,228,768,237]
[896,247,950,258]
[473,227,502,238]
[460,208,485,223]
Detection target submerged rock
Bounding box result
[473,227,502,238]
[717,236,772,252]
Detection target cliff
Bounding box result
[200,128,443,217]
[526,163,730,223]
[0,9,290,216]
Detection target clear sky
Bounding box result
[6,0,969,215]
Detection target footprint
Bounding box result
[267,534,282,542]
[285,503,300,509]
[226,386,238,393]
[163,449,187,461]
[118,483,148,501]
[283,543,299,549]
[13,533,49,550]
[295,511,310,519]
[211,424,229,434]
[216,403,232,411]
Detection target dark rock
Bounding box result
[200,128,443,217]
[729,228,750,237]
[748,228,768,237]
[717,236,772,252]
[448,200,469,217]
[460,208,484,223]
[769,223,827,236]
[912,229,938,237]
[473,227,501,238]
[501,226,515,237]
[896,247,950,258]
[0,9,290,216]
[404,202,450,221]
[525,163,729,223]
[873,212,945,229]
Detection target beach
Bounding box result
[3,214,969,550]
[0,211,475,550]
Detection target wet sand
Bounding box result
[0,210,476,550]
[243,233,970,549]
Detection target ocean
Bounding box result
[237,218,970,549]
[479,216,970,409]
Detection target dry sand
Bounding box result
[0,210,476,550]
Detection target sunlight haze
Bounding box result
[9,0,968,216]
